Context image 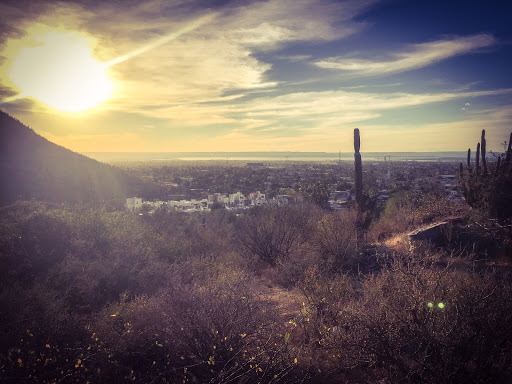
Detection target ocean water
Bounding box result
[85,151,467,163]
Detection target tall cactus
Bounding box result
[506,132,512,164]
[481,129,487,175]
[354,128,363,207]
[476,143,480,174]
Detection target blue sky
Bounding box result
[0,0,511,152]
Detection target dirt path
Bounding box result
[254,275,302,321]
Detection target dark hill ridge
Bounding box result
[0,111,161,205]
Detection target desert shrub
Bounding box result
[297,267,354,352]
[0,202,176,380]
[184,211,236,262]
[236,205,314,266]
[370,192,461,242]
[0,202,306,383]
[0,280,95,383]
[270,250,320,290]
[325,253,512,383]
[313,210,358,271]
[40,207,176,312]
[414,193,463,223]
[145,208,237,263]
[0,202,73,284]
[88,273,302,383]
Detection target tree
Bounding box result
[299,181,330,210]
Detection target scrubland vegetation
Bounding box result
[1,123,511,383]
[1,184,511,383]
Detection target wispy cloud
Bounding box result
[1,0,510,153]
[128,87,512,137]
[0,0,378,113]
[185,103,512,152]
[315,34,496,76]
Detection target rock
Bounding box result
[408,221,450,247]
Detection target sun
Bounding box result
[7,29,112,112]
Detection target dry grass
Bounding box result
[382,233,411,253]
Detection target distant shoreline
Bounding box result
[84,151,468,163]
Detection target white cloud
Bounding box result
[2,0,511,153]
[315,34,496,76]
[2,0,375,113]
[239,88,511,118]
[220,0,376,49]
[123,87,512,141]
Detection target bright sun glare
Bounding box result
[8,30,111,112]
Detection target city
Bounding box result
[125,159,462,213]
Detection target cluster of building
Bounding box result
[126,191,300,214]
[126,170,463,214]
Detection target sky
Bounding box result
[0,0,511,153]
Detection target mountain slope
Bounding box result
[0,111,132,205]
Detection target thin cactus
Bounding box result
[476,143,480,174]
[459,163,468,197]
[494,156,501,176]
[354,128,363,207]
[506,132,512,164]
[481,130,487,175]
[467,148,472,173]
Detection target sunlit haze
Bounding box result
[0,0,511,152]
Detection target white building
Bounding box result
[126,197,143,212]
[229,191,245,206]
[249,191,266,206]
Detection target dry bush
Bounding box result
[0,282,93,383]
[313,210,359,271]
[89,273,303,383]
[370,192,462,242]
[323,253,512,383]
[0,203,267,383]
[236,205,315,266]
[297,266,354,340]
[414,194,464,223]
[269,250,320,289]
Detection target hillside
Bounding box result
[0,111,161,205]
